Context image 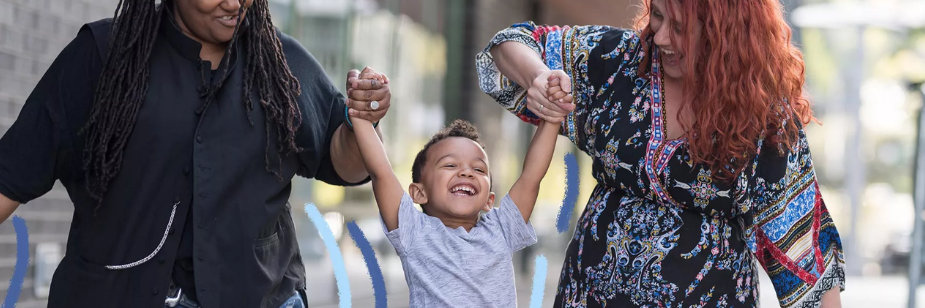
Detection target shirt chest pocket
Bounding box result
[461,238,511,277]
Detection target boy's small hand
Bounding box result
[544,76,573,124]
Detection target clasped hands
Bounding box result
[528,70,575,124]
[344,67,391,125]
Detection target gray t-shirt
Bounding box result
[384,193,537,308]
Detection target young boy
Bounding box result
[347,72,572,307]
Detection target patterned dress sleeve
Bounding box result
[475,22,630,154]
[747,128,846,308]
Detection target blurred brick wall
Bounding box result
[539,0,640,28]
[0,0,116,306]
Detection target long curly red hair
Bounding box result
[635,0,816,182]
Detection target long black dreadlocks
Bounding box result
[82,0,303,209]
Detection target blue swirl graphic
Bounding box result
[529,254,548,308]
[2,216,28,308]
[304,204,351,307]
[557,152,580,233]
[346,221,387,308]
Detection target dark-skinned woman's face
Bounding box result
[173,0,254,45]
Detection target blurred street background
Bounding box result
[2,0,925,307]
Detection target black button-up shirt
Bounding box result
[0,10,363,308]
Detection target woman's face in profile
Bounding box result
[174,0,254,45]
[649,0,702,80]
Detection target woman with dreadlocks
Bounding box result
[0,0,390,307]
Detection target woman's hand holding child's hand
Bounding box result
[544,75,573,124]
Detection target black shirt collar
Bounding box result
[159,3,246,76]
[160,5,205,62]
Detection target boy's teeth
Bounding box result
[452,186,474,195]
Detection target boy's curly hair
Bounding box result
[411,119,487,184]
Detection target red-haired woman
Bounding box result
[477,0,844,307]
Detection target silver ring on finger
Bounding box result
[370,100,379,110]
[539,103,545,114]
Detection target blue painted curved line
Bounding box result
[2,216,28,308]
[303,204,351,308]
[529,254,548,308]
[557,152,580,233]
[346,221,387,308]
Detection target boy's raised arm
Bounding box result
[509,76,572,222]
[349,114,405,231]
[508,120,560,223]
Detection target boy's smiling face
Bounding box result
[410,137,495,222]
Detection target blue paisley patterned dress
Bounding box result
[476,23,846,308]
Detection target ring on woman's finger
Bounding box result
[539,103,545,114]
[370,100,379,110]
